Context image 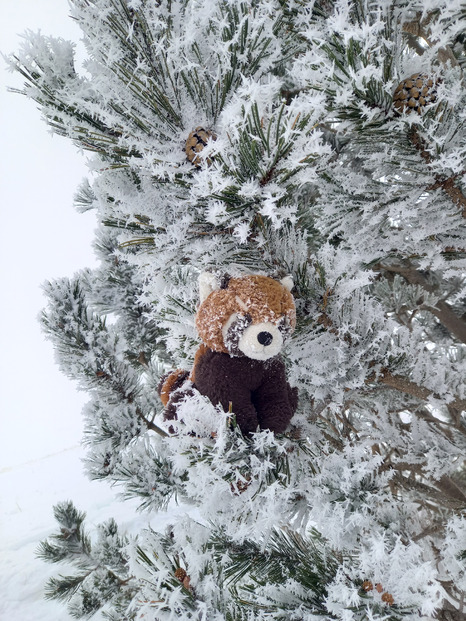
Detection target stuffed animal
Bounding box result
[158,273,298,435]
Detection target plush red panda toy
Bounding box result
[158,273,298,435]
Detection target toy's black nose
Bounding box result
[257,331,273,346]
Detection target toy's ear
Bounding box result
[199,272,220,303]
[280,275,294,292]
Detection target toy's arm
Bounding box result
[226,392,260,434]
[253,358,296,433]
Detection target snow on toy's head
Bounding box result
[195,273,296,361]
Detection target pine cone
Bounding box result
[230,476,252,495]
[185,127,216,167]
[174,567,187,582]
[382,592,395,606]
[393,73,437,114]
[362,580,374,592]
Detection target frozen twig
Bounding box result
[376,262,466,344]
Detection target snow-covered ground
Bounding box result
[0,446,127,621]
[0,444,183,620]
[0,4,140,618]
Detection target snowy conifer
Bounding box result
[9,0,466,619]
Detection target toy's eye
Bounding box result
[223,313,252,357]
[277,317,291,337]
[220,274,231,289]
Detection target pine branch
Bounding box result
[36,502,91,565]
[379,371,466,415]
[94,369,168,437]
[409,129,466,218]
[376,262,466,344]
[311,285,465,421]
[38,502,136,618]
[402,11,459,68]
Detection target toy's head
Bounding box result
[195,273,296,361]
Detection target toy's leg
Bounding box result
[288,383,299,412]
[252,361,296,433]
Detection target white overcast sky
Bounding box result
[0,1,98,468]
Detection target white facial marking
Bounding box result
[238,322,283,361]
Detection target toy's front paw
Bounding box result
[233,408,260,436]
[163,385,195,432]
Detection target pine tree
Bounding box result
[9,0,466,619]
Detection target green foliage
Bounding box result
[212,527,339,614]
[37,502,91,566]
[37,501,136,619]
